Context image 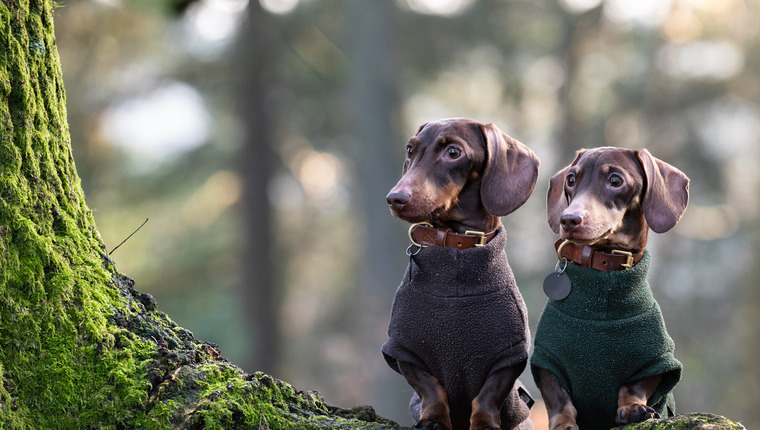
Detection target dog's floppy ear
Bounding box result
[546,150,586,234]
[480,123,540,217]
[637,149,690,233]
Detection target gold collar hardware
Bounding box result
[408,222,497,250]
[554,239,643,271]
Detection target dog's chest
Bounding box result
[385,229,530,402]
[548,252,656,320]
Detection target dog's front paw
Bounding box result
[469,425,500,430]
[548,415,578,430]
[548,404,579,430]
[414,419,451,430]
[616,404,660,424]
[548,421,578,430]
[469,407,499,430]
[548,422,578,430]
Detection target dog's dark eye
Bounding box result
[609,174,624,188]
[566,173,576,188]
[446,146,462,159]
[406,146,414,157]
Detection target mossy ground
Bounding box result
[0,1,399,428]
[618,413,746,430]
[109,273,400,429]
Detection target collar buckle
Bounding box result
[611,249,634,269]
[464,230,487,247]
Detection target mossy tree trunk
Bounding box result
[0,2,397,428]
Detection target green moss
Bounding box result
[617,413,746,429]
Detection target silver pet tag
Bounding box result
[543,258,571,300]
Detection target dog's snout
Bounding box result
[560,212,583,232]
[387,191,411,211]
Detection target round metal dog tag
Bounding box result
[543,272,572,300]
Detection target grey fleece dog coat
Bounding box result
[531,251,682,430]
[382,227,533,430]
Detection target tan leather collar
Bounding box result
[554,239,644,271]
[409,222,497,250]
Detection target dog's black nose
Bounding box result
[386,191,410,211]
[560,212,583,232]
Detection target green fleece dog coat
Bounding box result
[531,252,682,430]
[383,227,533,430]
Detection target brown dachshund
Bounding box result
[532,147,689,430]
[386,119,539,234]
[383,118,540,430]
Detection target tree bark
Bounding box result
[0,2,397,428]
[233,0,280,376]
[345,0,409,415]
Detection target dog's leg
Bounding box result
[616,374,662,424]
[469,366,519,430]
[537,368,578,430]
[399,361,452,430]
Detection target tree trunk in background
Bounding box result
[0,2,397,428]
[737,221,760,425]
[234,1,280,375]
[554,8,603,164]
[345,0,409,418]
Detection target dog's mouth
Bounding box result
[391,210,428,224]
[561,226,615,246]
[390,201,450,225]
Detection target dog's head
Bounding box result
[547,147,689,250]
[386,118,540,232]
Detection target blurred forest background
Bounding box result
[54,0,759,427]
